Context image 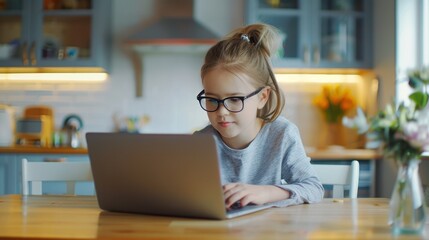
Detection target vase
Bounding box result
[318,122,345,149]
[389,159,427,235]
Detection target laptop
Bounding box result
[85,132,271,219]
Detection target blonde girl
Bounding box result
[195,23,324,209]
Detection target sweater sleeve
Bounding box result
[271,124,324,207]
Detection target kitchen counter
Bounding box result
[0,146,87,154]
[306,148,380,160]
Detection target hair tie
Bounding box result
[241,34,250,43]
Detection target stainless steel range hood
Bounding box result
[127,0,218,53]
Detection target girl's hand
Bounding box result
[223,183,290,209]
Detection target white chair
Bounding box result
[312,160,360,198]
[21,158,94,195]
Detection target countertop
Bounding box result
[0,145,381,160]
[306,147,381,160]
[0,146,87,154]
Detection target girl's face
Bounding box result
[201,68,269,149]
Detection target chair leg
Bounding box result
[332,185,344,198]
[31,182,42,195]
[66,182,76,195]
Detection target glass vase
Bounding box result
[389,159,427,235]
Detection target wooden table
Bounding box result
[0,195,427,240]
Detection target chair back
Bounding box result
[22,158,93,195]
[312,160,359,198]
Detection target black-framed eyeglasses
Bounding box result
[196,87,264,112]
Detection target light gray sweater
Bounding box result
[195,116,324,207]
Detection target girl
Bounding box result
[195,23,324,209]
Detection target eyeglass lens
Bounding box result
[200,97,243,112]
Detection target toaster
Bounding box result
[15,115,53,146]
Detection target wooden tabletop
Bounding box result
[0,195,427,240]
[0,146,381,160]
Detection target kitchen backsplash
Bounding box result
[278,73,378,149]
[0,70,378,150]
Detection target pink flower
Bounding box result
[402,122,429,151]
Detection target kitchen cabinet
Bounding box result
[246,0,372,68]
[0,0,111,71]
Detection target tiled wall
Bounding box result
[0,53,210,144]
[0,80,111,131]
[278,73,378,148]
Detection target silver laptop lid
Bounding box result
[86,133,229,219]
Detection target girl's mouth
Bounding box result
[218,121,232,128]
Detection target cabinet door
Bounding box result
[0,154,20,195]
[246,0,311,68]
[246,0,372,69]
[0,0,110,70]
[315,0,371,68]
[0,0,29,66]
[35,0,103,68]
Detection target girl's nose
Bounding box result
[216,104,229,115]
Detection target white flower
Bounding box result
[420,66,429,80]
[378,104,397,128]
[342,107,369,134]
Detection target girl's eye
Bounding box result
[207,98,218,105]
[228,97,242,103]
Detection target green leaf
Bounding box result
[409,91,429,110]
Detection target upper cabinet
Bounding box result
[246,0,372,69]
[0,0,111,71]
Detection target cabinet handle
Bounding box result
[30,42,37,65]
[303,46,310,64]
[313,45,320,65]
[22,42,29,65]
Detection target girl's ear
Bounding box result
[258,87,271,109]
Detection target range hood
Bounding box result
[127,0,218,53]
[128,18,218,53]
[128,0,218,97]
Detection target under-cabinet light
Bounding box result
[0,73,108,82]
[275,74,362,83]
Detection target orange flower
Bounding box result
[313,95,329,110]
[313,84,356,123]
[341,98,355,111]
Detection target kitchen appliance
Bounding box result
[62,114,83,148]
[15,106,54,147]
[0,104,15,146]
[15,115,53,146]
[127,0,218,47]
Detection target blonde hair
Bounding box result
[201,23,285,122]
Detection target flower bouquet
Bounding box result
[344,67,429,235]
[313,85,356,148]
[313,84,356,123]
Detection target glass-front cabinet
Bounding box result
[0,0,110,71]
[246,0,372,68]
